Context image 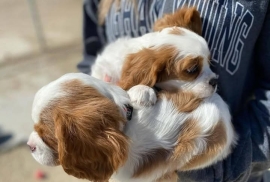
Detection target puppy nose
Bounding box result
[27,142,36,152]
[209,78,218,87]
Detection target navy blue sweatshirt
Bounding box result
[78,0,270,181]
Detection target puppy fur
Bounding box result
[28,73,236,182]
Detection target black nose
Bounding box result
[209,78,218,87]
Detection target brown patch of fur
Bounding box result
[132,148,170,178]
[35,79,129,182]
[171,119,202,160]
[34,117,59,164]
[153,7,202,35]
[34,120,57,153]
[180,121,227,170]
[159,90,202,112]
[118,47,203,90]
[133,148,169,177]
[118,46,179,90]
[156,171,178,182]
[176,55,203,82]
[169,27,183,35]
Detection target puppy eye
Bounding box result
[186,64,198,74]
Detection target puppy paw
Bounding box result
[127,85,157,109]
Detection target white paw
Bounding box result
[127,85,157,109]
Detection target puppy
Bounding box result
[27,73,236,182]
[91,7,214,107]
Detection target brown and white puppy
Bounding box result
[91,7,215,107]
[27,73,236,182]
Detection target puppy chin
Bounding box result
[32,153,58,166]
[193,85,216,98]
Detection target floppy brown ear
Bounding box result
[54,96,129,182]
[153,7,202,35]
[118,47,177,90]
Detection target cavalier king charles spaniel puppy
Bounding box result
[27,73,236,182]
[91,7,214,107]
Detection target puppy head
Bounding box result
[118,30,216,98]
[27,73,129,181]
[118,7,216,98]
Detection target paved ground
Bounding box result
[0,0,82,151]
[0,0,82,64]
[0,145,84,182]
[0,46,82,151]
[0,47,84,182]
[0,0,82,152]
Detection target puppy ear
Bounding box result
[153,7,202,35]
[54,97,128,182]
[118,47,177,90]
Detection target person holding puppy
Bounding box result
[78,0,270,181]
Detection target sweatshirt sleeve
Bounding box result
[178,4,270,182]
[247,2,270,170]
[224,4,270,180]
[77,0,106,74]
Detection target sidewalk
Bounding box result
[0,0,83,152]
[0,0,82,65]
